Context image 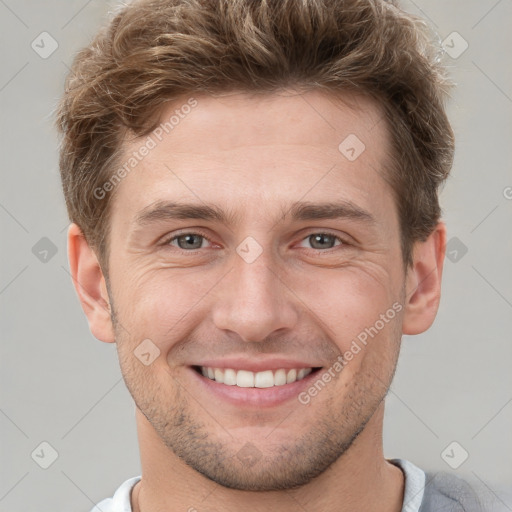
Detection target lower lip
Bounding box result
[188,367,322,408]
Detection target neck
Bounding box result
[131,403,404,512]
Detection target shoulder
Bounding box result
[389,459,504,512]
[420,471,503,512]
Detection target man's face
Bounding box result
[106,90,407,490]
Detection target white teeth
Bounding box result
[236,370,255,387]
[199,366,315,387]
[286,369,297,383]
[254,370,274,388]
[214,368,224,384]
[297,368,310,380]
[223,368,237,386]
[274,369,287,386]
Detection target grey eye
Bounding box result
[307,233,340,250]
[173,234,205,250]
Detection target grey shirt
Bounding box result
[389,458,502,512]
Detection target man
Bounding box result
[56,0,498,510]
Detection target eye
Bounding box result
[164,232,211,250]
[298,232,345,250]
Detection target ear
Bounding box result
[402,221,447,335]
[67,223,115,343]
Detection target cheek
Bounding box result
[292,263,399,347]
[118,267,221,345]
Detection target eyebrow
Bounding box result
[133,199,376,228]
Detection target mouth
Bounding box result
[192,365,323,388]
[189,365,324,407]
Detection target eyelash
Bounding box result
[160,230,349,253]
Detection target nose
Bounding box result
[211,249,299,343]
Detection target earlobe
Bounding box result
[402,222,447,336]
[67,223,115,343]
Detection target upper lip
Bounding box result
[192,357,323,373]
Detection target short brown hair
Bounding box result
[56,0,454,273]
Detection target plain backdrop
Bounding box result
[1,1,511,511]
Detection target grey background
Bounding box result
[1,0,511,510]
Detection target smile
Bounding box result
[195,366,320,388]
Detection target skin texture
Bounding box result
[68,89,446,512]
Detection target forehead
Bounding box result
[149,89,388,155]
[112,89,394,226]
